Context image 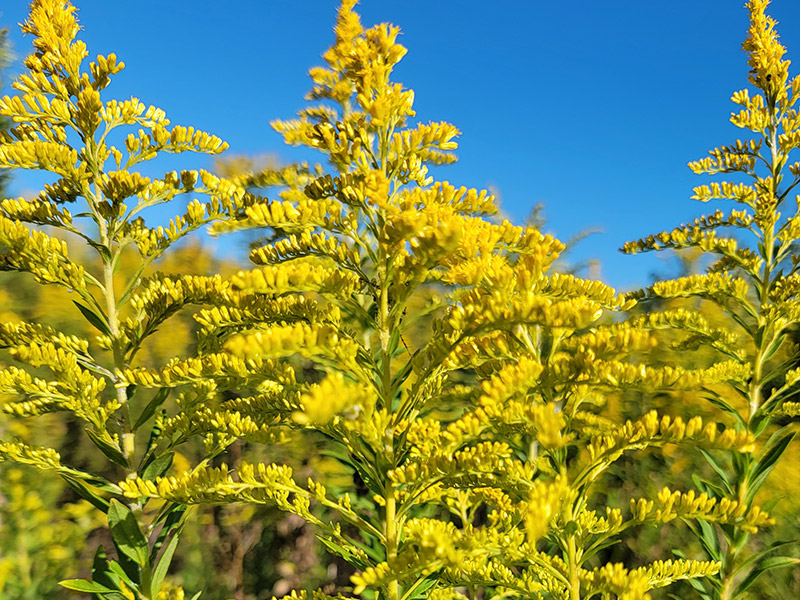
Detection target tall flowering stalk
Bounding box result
[625,1,800,598]
[121,3,765,600]
[0,1,254,597]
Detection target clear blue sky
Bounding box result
[2,1,800,291]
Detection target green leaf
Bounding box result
[388,325,401,355]
[760,494,783,513]
[59,579,115,593]
[108,499,150,567]
[400,574,439,600]
[350,457,381,497]
[142,410,166,461]
[734,556,800,596]
[142,452,173,481]
[72,300,111,336]
[151,504,187,561]
[684,574,711,596]
[728,308,756,338]
[745,429,796,504]
[749,412,770,436]
[150,533,180,597]
[694,519,721,561]
[87,240,112,262]
[88,549,135,600]
[112,250,123,274]
[85,429,129,468]
[691,474,727,500]
[154,501,187,528]
[92,545,119,589]
[698,449,732,494]
[317,536,370,569]
[66,470,121,494]
[761,332,787,363]
[133,387,170,430]
[62,475,110,512]
[754,325,765,349]
[703,393,745,426]
[390,358,415,396]
[346,535,385,563]
[320,444,381,498]
[107,560,136,587]
[731,451,750,477]
[584,536,624,561]
[732,539,799,576]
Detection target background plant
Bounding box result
[624,1,800,598]
[0,1,260,598]
[0,236,341,600]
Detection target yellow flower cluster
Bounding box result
[587,410,755,467]
[631,488,774,533]
[294,372,377,425]
[231,263,362,295]
[579,559,720,600]
[0,217,86,291]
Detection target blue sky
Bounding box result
[2,1,800,291]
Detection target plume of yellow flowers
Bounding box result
[625,1,800,598]
[0,1,261,597]
[120,3,763,600]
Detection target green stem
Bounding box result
[385,489,400,600]
[718,92,782,600]
[567,535,580,600]
[101,254,133,446]
[86,143,157,598]
[379,265,401,600]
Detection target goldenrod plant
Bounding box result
[0,0,258,598]
[116,3,770,600]
[624,1,800,598]
[1,1,797,599]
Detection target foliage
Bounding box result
[0,451,102,600]
[0,237,340,600]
